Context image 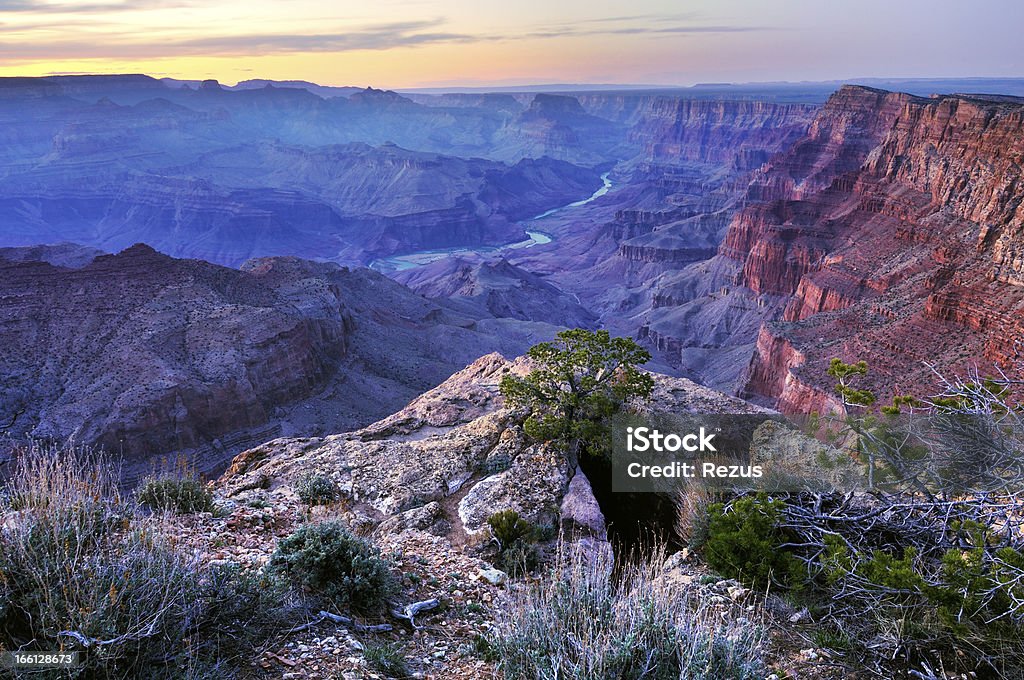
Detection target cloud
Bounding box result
[175,19,477,54]
[606,25,767,35]
[0,18,481,61]
[0,11,769,64]
[522,12,770,40]
[525,24,768,40]
[0,0,184,11]
[571,13,702,26]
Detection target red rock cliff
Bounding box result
[730,86,1024,410]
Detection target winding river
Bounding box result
[370,171,612,274]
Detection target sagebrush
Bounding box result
[295,472,339,506]
[137,469,215,514]
[489,541,766,680]
[0,444,292,679]
[270,520,398,614]
[487,509,540,576]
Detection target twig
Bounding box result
[287,610,393,634]
[391,598,441,629]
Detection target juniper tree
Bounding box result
[500,329,654,460]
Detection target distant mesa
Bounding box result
[348,86,414,106]
[527,92,587,115]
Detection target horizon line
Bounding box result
[8,72,1024,93]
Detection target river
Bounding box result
[369,171,612,274]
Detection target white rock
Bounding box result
[478,567,509,586]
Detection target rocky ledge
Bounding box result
[221,351,767,551]
[191,352,846,678]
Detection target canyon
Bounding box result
[1,74,1023,470]
[499,85,1024,410]
[3,71,1024,680]
[0,91,605,266]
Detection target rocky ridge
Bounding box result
[0,246,564,478]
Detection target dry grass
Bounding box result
[0,442,291,679]
[674,482,714,547]
[489,540,766,680]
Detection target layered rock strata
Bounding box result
[729,87,1024,410]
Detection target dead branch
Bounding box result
[391,598,441,629]
[287,610,393,634]
[0,405,25,437]
[57,629,138,648]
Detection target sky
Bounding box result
[0,0,1021,88]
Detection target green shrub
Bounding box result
[821,525,1024,665]
[497,538,541,577]
[487,510,542,576]
[472,633,498,661]
[487,509,535,547]
[363,641,410,678]
[138,474,215,514]
[811,625,854,653]
[295,472,339,506]
[270,521,397,613]
[490,541,765,680]
[700,493,804,590]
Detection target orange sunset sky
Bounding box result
[1,0,1021,88]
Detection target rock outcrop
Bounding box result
[168,350,798,678]
[394,256,597,328]
[491,93,626,165]
[0,246,564,477]
[220,352,770,559]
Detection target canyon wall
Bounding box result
[630,98,819,168]
[566,85,1023,402]
[729,86,1024,410]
